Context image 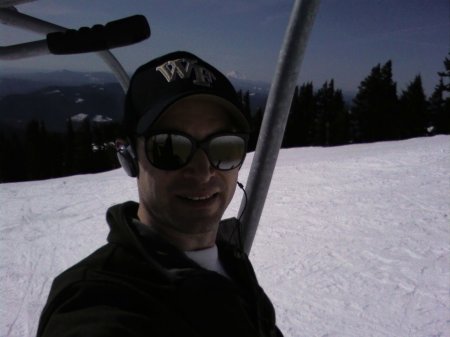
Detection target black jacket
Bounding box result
[37,201,283,337]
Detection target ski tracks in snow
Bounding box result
[237,136,450,336]
[1,170,137,337]
[1,136,449,337]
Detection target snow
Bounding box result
[70,112,88,122]
[43,89,61,95]
[1,136,449,337]
[92,114,113,123]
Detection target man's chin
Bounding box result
[171,213,222,235]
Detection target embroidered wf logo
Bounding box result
[156,58,216,87]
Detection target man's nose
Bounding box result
[182,149,214,181]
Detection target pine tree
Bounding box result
[237,89,260,151]
[243,90,251,120]
[352,61,399,142]
[39,121,59,179]
[282,82,316,147]
[429,79,450,134]
[47,132,65,178]
[329,88,349,145]
[312,80,348,146]
[398,75,428,138]
[70,116,94,174]
[296,82,316,146]
[249,107,263,152]
[25,119,43,180]
[0,131,7,181]
[311,82,327,145]
[283,86,302,147]
[437,54,450,133]
[23,120,60,180]
[0,132,27,182]
[64,118,75,175]
[437,53,450,91]
[427,53,450,135]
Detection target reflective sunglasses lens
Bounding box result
[208,135,246,170]
[147,134,192,169]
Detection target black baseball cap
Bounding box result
[123,51,250,136]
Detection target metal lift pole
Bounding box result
[239,0,320,254]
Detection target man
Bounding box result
[37,51,283,337]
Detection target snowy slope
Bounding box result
[1,136,449,337]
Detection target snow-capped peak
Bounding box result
[227,70,247,80]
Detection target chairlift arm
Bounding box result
[0,1,36,8]
[0,8,150,92]
[0,39,49,59]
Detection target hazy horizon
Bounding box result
[1,0,448,96]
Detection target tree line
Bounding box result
[1,54,449,182]
[264,55,449,149]
[0,118,121,182]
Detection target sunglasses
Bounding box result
[144,131,249,171]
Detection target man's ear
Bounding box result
[115,138,139,178]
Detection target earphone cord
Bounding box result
[233,181,247,251]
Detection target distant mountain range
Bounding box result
[0,69,354,136]
[0,70,271,135]
[0,71,124,134]
[0,69,270,98]
[0,70,117,97]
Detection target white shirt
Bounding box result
[184,245,230,279]
[132,219,231,279]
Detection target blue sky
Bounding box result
[1,0,448,96]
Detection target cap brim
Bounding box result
[136,92,250,135]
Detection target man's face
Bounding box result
[136,95,240,240]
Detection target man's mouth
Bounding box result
[178,193,218,202]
